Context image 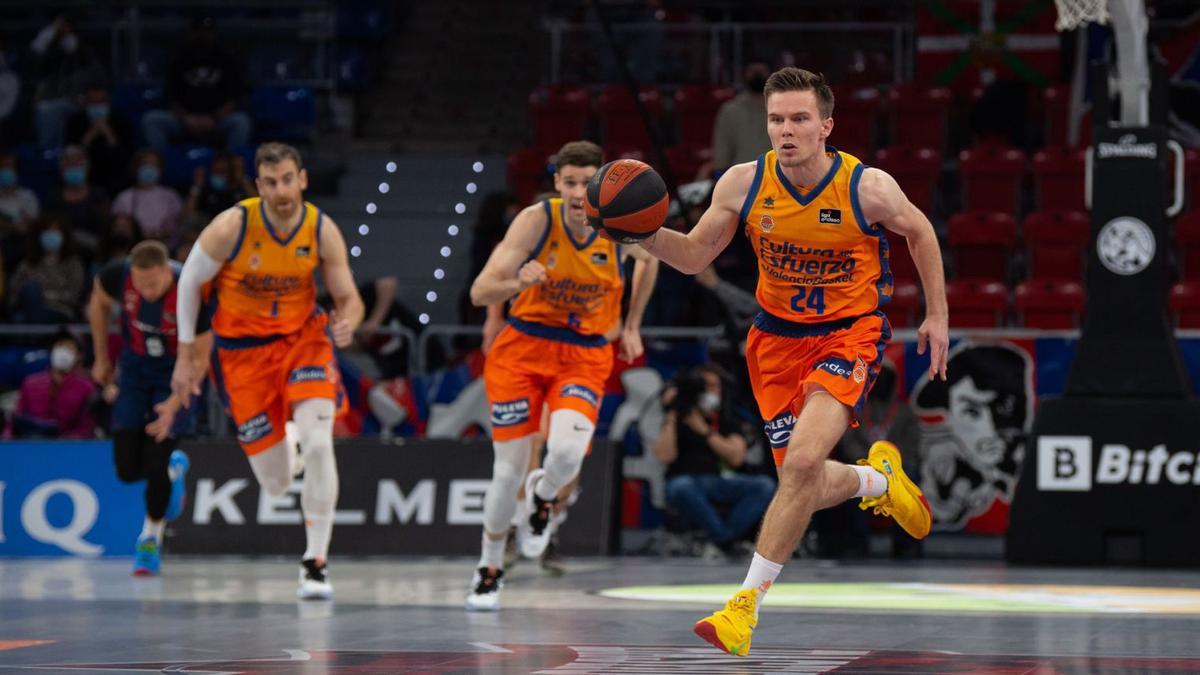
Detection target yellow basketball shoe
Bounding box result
[858,440,932,539]
[692,589,758,656]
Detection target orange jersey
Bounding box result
[741,148,893,323]
[508,198,623,337]
[211,197,323,338]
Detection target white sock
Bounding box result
[741,552,784,617]
[478,532,506,570]
[851,464,888,498]
[302,513,333,562]
[141,516,165,544]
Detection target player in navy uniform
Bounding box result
[89,240,212,575]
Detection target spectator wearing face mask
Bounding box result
[47,146,110,252]
[29,13,107,149]
[7,215,86,323]
[97,213,144,269]
[0,151,40,235]
[712,59,774,173]
[10,328,96,439]
[654,364,776,557]
[182,151,253,228]
[112,149,182,243]
[65,85,134,195]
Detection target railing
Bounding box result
[541,20,913,87]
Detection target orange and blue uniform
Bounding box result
[740,147,893,465]
[484,198,622,441]
[208,197,343,455]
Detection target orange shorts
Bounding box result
[483,321,614,442]
[211,314,344,455]
[747,311,892,466]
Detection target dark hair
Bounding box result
[763,67,835,119]
[51,326,80,351]
[555,141,603,172]
[255,142,304,172]
[669,363,728,413]
[914,344,1030,431]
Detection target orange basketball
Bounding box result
[584,159,669,243]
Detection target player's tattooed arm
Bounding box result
[860,167,948,380]
[470,202,550,306]
[639,161,753,275]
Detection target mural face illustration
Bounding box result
[912,342,1034,530]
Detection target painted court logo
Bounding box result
[490,398,531,427]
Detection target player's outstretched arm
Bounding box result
[469,203,549,307]
[172,207,240,405]
[638,162,754,275]
[618,245,659,362]
[859,167,949,380]
[318,216,365,348]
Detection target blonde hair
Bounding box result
[129,240,170,268]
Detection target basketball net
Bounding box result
[1053,0,1110,31]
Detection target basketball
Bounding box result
[584,158,669,243]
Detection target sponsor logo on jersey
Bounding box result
[491,398,531,427]
[591,251,609,265]
[815,357,855,379]
[762,196,774,209]
[819,208,842,224]
[764,411,796,449]
[853,356,868,383]
[295,245,311,258]
[560,383,599,407]
[237,413,273,444]
[288,365,328,384]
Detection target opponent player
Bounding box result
[636,68,949,654]
[170,142,364,599]
[90,240,211,576]
[465,141,659,610]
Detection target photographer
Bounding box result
[653,364,775,555]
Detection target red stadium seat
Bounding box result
[885,281,922,328]
[598,85,663,153]
[959,142,1025,215]
[1015,279,1085,329]
[873,145,941,215]
[885,231,918,284]
[1169,281,1200,328]
[664,145,712,184]
[832,86,882,159]
[889,85,952,151]
[673,84,735,148]
[1176,211,1200,279]
[528,85,591,152]
[507,147,553,206]
[1032,145,1087,212]
[1042,84,1092,148]
[1185,148,1200,212]
[946,279,1009,328]
[1024,210,1090,281]
[948,210,1018,281]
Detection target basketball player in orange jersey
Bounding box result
[464,141,659,610]
[637,68,949,655]
[169,142,364,600]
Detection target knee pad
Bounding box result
[545,408,593,463]
[293,398,335,461]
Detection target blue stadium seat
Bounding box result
[250,86,316,142]
[163,144,215,191]
[336,47,370,92]
[112,82,165,127]
[337,0,392,41]
[14,144,62,203]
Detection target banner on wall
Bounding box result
[1,439,619,557]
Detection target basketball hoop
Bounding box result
[1053,0,1110,31]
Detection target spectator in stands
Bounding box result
[46,145,109,255]
[654,364,775,557]
[29,13,107,149]
[0,151,40,232]
[65,84,134,195]
[712,58,773,173]
[7,214,86,323]
[182,151,253,228]
[141,16,251,152]
[11,328,96,439]
[112,148,182,243]
[0,36,20,147]
[97,213,144,269]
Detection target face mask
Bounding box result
[50,346,76,372]
[63,166,87,186]
[698,391,721,413]
[209,175,228,192]
[137,165,160,186]
[40,229,64,252]
[86,103,109,121]
[747,75,767,93]
[0,168,15,188]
